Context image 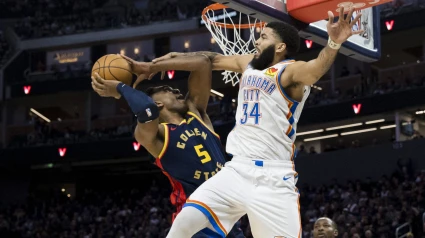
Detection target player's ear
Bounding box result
[276,43,286,53]
[155,101,164,109]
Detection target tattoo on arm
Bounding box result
[182,51,219,61]
[316,46,338,76]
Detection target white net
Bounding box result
[202,4,264,86]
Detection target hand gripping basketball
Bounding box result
[326,7,364,44]
[91,73,121,99]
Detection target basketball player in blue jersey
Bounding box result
[122,7,364,238]
[91,55,244,238]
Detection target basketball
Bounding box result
[91,54,133,85]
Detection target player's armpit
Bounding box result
[134,120,165,158]
[287,45,338,86]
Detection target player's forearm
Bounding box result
[308,45,338,79]
[149,55,210,72]
[171,51,226,71]
[175,51,220,62]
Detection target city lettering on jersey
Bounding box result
[240,75,277,95]
[193,162,224,181]
[176,127,208,149]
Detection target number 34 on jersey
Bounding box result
[240,89,262,125]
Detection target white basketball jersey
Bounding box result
[226,60,311,161]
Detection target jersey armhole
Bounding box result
[187,111,220,139]
[275,64,301,106]
[157,123,170,160]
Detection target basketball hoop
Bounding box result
[202,3,265,86]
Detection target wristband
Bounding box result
[328,38,341,50]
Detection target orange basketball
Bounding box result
[92,54,133,85]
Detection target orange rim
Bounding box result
[202,3,265,29]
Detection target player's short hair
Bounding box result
[315,217,338,231]
[145,85,173,97]
[266,21,300,58]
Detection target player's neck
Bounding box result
[162,112,185,125]
[271,56,286,66]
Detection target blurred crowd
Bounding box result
[299,166,425,238]
[0,167,424,237]
[307,68,425,107]
[5,0,207,39]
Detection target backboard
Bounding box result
[212,0,382,62]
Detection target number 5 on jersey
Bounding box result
[194,144,211,163]
[240,102,261,125]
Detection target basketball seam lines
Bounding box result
[103,55,108,82]
[91,66,133,75]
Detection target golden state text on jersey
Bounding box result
[154,112,227,210]
[226,60,311,162]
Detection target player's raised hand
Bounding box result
[91,73,121,99]
[327,7,363,44]
[151,52,181,64]
[119,54,152,75]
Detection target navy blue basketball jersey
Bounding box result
[154,112,227,216]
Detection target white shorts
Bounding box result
[183,157,301,238]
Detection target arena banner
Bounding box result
[46,47,91,70]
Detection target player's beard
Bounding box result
[250,45,275,70]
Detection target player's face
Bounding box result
[152,86,188,115]
[252,27,281,70]
[313,218,338,238]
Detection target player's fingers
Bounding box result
[119,54,135,65]
[93,73,105,84]
[350,13,362,27]
[91,82,104,95]
[148,72,156,80]
[133,75,146,89]
[328,11,334,23]
[352,29,364,35]
[152,55,167,64]
[346,7,355,22]
[91,76,104,90]
[338,6,344,22]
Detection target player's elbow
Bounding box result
[197,54,212,70]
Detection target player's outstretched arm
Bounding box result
[286,7,363,86]
[149,55,213,113]
[152,52,254,73]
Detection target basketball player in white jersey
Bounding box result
[130,7,363,238]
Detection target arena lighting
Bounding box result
[210,89,224,97]
[365,119,385,124]
[133,142,141,151]
[385,20,394,31]
[297,129,324,136]
[380,124,396,129]
[167,70,175,79]
[352,103,362,114]
[416,110,425,115]
[61,188,65,192]
[326,123,363,131]
[58,147,67,157]
[30,108,51,123]
[341,128,377,136]
[23,85,31,94]
[232,99,236,103]
[305,40,313,49]
[303,134,338,142]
